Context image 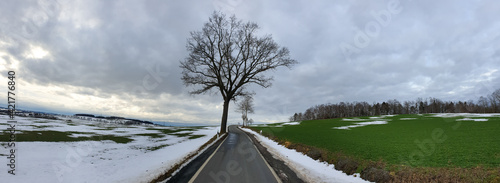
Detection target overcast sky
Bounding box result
[1,0,499,125]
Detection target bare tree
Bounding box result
[236,95,254,127]
[491,89,500,112]
[478,96,487,113]
[248,119,254,126]
[180,12,297,133]
[290,88,500,121]
[488,94,498,113]
[403,101,411,114]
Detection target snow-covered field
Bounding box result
[0,115,217,183]
[240,127,370,183]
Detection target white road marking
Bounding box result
[188,134,228,183]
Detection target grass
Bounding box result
[172,133,193,137]
[0,121,208,145]
[0,130,134,144]
[146,144,170,151]
[30,125,57,129]
[147,127,203,134]
[95,127,119,130]
[188,134,205,139]
[253,114,500,168]
[136,133,165,138]
[250,114,500,182]
[0,116,211,156]
[33,120,51,123]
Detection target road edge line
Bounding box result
[239,126,283,183]
[188,134,228,183]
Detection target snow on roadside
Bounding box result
[125,127,218,183]
[162,133,225,183]
[334,121,388,130]
[240,128,370,183]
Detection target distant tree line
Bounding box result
[290,88,500,121]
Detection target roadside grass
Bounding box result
[250,114,500,182]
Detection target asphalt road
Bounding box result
[165,132,226,183]
[188,125,281,183]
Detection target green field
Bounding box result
[251,114,500,168]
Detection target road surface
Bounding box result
[188,125,281,183]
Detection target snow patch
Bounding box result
[367,115,394,119]
[283,122,301,125]
[342,118,369,121]
[334,121,388,130]
[68,133,95,138]
[456,118,488,122]
[240,128,369,183]
[433,113,500,118]
[272,121,301,127]
[400,118,417,120]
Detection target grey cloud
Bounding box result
[1,0,499,124]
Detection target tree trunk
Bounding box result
[245,110,248,127]
[220,98,230,134]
